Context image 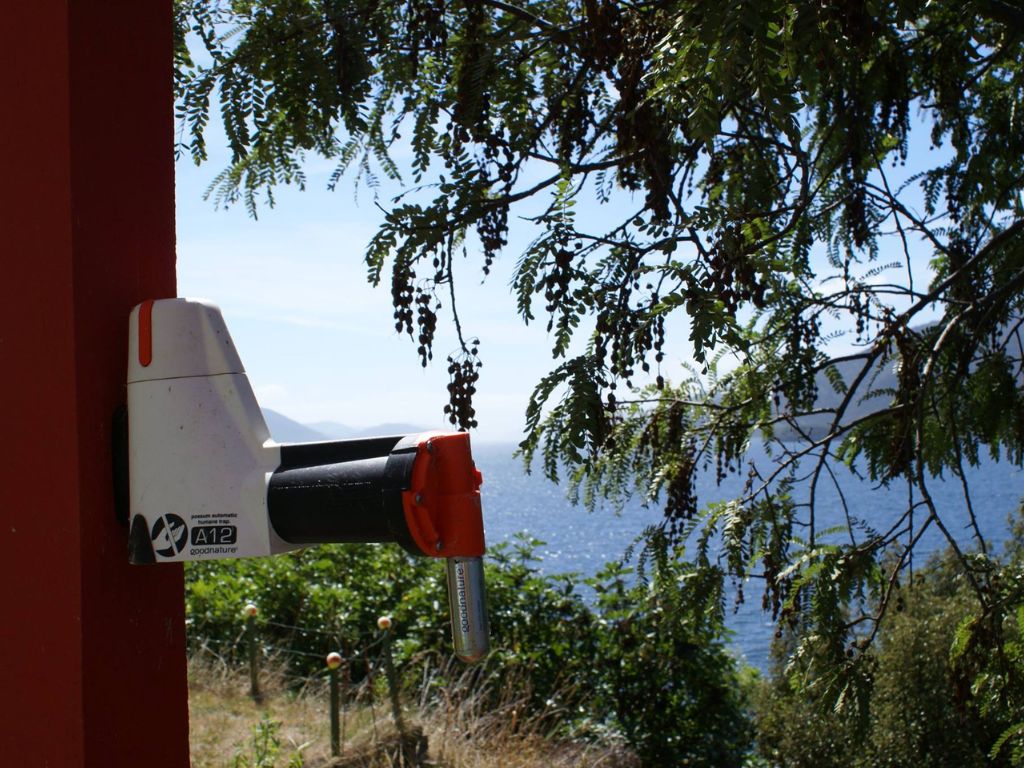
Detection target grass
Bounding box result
[188,654,638,768]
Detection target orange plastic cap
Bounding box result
[401,432,485,558]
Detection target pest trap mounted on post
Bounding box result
[123,298,489,662]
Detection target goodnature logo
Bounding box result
[455,561,471,633]
[151,514,188,557]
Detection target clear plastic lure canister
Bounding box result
[446,555,490,662]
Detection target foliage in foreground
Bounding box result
[754,537,1024,767]
[188,527,1024,766]
[186,537,753,767]
[176,0,1024,711]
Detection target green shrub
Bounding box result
[752,550,1018,768]
[864,575,989,768]
[586,556,755,766]
[751,626,862,768]
[185,535,596,696]
[185,535,753,766]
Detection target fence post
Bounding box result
[244,603,261,702]
[341,658,350,751]
[326,652,342,757]
[377,616,405,733]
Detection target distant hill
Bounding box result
[775,355,899,440]
[263,411,431,443]
[306,420,353,439]
[771,316,1024,440]
[262,409,329,443]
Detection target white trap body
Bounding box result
[125,298,489,662]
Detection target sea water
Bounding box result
[471,441,1024,671]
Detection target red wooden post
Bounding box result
[0,2,188,765]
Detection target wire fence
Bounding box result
[189,604,410,760]
[188,616,390,673]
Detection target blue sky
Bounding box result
[175,108,944,444]
[175,138,583,443]
[174,90,719,444]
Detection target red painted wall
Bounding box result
[0,2,188,765]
